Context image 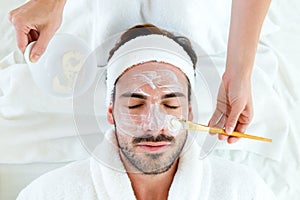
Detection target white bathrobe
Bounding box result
[17,130,276,200]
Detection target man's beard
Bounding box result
[116,131,187,175]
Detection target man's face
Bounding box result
[107,62,193,174]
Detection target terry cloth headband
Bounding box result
[106,34,195,106]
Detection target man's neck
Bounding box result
[120,153,178,200]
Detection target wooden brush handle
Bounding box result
[183,120,272,142]
[209,127,272,142]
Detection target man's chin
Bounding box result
[139,162,175,175]
[123,152,177,175]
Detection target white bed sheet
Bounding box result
[0,0,299,199]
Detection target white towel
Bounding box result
[17,129,276,200]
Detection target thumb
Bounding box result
[30,30,54,62]
[225,106,242,135]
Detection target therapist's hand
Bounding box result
[209,0,270,144]
[209,72,253,144]
[9,0,66,62]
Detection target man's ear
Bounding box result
[188,105,193,121]
[107,102,115,125]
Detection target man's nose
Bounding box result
[142,104,166,135]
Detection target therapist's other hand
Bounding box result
[209,72,253,144]
[9,0,66,62]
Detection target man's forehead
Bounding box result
[116,62,188,90]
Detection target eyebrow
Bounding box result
[162,92,186,99]
[120,92,186,99]
[120,92,148,99]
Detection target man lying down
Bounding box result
[17,24,276,200]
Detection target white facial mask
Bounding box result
[113,68,188,137]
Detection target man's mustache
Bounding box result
[133,134,175,144]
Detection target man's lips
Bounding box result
[136,142,171,152]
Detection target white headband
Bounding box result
[106,34,195,105]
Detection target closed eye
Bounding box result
[128,104,144,109]
[164,104,179,109]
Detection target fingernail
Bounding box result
[226,127,234,135]
[30,54,39,63]
[219,135,227,141]
[229,137,239,144]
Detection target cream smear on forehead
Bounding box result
[129,69,184,92]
